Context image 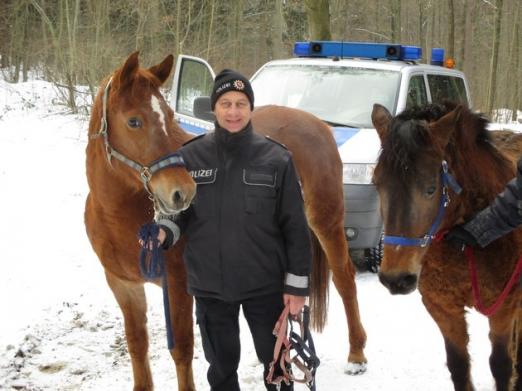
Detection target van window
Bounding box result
[177,60,214,116]
[427,75,467,105]
[251,64,400,128]
[406,75,427,108]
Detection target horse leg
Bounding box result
[422,297,473,391]
[488,307,518,391]
[166,245,196,391]
[312,222,368,373]
[105,271,153,391]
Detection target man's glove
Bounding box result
[444,225,478,250]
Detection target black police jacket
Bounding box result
[171,122,311,301]
[464,157,522,247]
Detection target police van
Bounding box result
[170,41,471,270]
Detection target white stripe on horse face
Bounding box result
[151,95,167,135]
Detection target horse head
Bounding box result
[87,52,195,215]
[371,103,513,294]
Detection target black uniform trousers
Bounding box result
[195,292,293,391]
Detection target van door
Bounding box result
[426,74,469,106]
[172,55,216,134]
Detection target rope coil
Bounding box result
[138,223,175,349]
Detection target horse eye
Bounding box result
[425,185,436,196]
[127,118,142,128]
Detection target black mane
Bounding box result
[378,104,450,179]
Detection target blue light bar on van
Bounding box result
[431,48,445,66]
[293,41,422,61]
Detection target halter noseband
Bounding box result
[382,160,462,247]
[93,77,185,197]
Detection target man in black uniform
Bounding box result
[155,69,311,391]
[446,156,522,249]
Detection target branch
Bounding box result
[480,0,497,9]
[353,28,391,41]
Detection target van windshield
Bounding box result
[251,64,400,128]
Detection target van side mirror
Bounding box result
[193,96,215,122]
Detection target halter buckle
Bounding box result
[420,235,432,247]
[140,167,152,183]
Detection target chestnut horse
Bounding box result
[252,105,367,373]
[85,52,367,391]
[85,53,197,390]
[371,103,522,391]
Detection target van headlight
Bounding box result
[342,163,375,184]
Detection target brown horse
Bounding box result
[85,52,197,390]
[371,103,522,391]
[253,105,367,372]
[85,52,367,391]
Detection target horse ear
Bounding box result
[371,104,392,143]
[115,51,140,90]
[429,105,462,150]
[148,55,174,85]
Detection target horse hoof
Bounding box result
[345,361,367,375]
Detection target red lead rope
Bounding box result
[465,246,522,317]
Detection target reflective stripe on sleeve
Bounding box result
[157,218,181,242]
[285,273,309,289]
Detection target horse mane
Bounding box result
[377,103,514,214]
[378,104,449,180]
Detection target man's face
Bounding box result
[214,91,252,133]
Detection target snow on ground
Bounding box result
[0,78,504,390]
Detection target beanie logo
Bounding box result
[233,80,245,90]
[215,82,231,95]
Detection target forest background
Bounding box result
[1,0,520,120]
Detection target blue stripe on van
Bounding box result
[331,127,360,147]
[177,119,210,135]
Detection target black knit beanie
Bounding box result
[210,69,254,111]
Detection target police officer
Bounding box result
[156,69,311,391]
[446,156,522,248]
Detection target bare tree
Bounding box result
[486,0,503,116]
[390,0,401,42]
[304,0,331,40]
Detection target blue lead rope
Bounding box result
[138,223,175,350]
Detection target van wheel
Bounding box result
[364,233,383,273]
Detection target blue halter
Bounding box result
[382,160,462,247]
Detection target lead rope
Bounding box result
[465,246,522,317]
[138,223,175,349]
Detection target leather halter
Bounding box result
[266,305,320,390]
[92,77,185,198]
[383,160,462,247]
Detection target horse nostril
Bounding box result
[172,190,182,205]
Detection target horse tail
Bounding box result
[308,231,330,332]
[513,308,522,379]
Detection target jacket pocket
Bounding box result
[243,167,277,215]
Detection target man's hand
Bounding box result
[139,227,167,249]
[283,294,306,316]
[445,225,478,250]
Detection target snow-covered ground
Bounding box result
[0,78,505,390]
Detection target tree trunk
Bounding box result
[269,0,285,60]
[390,0,401,42]
[304,0,331,40]
[206,0,215,60]
[486,0,503,117]
[447,0,455,59]
[510,1,520,121]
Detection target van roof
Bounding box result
[256,57,466,77]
